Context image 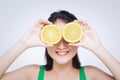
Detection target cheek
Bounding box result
[69,46,78,54]
[47,47,54,56]
[47,48,53,53]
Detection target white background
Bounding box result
[0,0,120,75]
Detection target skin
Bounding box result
[0,18,120,80]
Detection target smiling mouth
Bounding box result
[55,51,69,56]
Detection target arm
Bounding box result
[1,64,39,80]
[70,20,120,80]
[0,41,27,79]
[0,19,52,79]
[85,65,115,80]
[92,45,120,80]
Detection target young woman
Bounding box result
[0,10,120,80]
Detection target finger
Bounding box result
[82,21,90,30]
[32,18,44,29]
[38,19,47,28]
[44,21,52,25]
[75,20,91,31]
[34,18,51,29]
[40,42,54,47]
[73,20,85,32]
[73,20,79,23]
[84,22,92,31]
[68,42,80,46]
[79,20,94,31]
[38,19,52,26]
[78,20,90,30]
[85,23,95,31]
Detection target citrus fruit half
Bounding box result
[63,22,83,42]
[41,24,62,44]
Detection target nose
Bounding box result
[56,38,68,49]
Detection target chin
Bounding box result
[54,57,72,65]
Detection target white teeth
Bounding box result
[56,51,69,56]
[57,52,66,54]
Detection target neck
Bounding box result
[52,60,77,77]
[46,60,79,80]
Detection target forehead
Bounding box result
[54,19,67,29]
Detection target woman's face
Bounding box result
[47,19,78,64]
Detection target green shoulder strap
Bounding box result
[79,67,86,80]
[38,66,44,80]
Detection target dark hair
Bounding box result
[44,10,81,70]
[48,10,77,23]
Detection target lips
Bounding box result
[55,50,69,56]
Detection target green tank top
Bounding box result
[38,66,86,80]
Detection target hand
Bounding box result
[69,20,103,51]
[19,19,53,48]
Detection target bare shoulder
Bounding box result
[1,64,40,80]
[84,65,115,80]
[21,64,40,80]
[23,64,40,72]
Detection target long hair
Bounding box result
[44,10,81,70]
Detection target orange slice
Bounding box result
[63,22,83,42]
[41,24,62,44]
